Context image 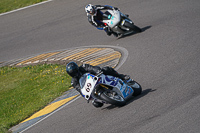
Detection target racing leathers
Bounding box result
[86,5,119,36]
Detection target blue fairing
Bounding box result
[105,76,119,86]
[96,74,134,99]
[105,5,113,8]
[120,83,133,98]
[96,27,104,30]
[97,75,119,87]
[87,73,95,79]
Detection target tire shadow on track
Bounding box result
[102,88,156,110]
[126,88,156,104]
[117,25,152,39]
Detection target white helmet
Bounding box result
[85,4,96,15]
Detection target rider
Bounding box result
[66,62,130,107]
[85,4,122,37]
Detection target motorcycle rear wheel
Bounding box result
[124,22,142,33]
[100,90,126,106]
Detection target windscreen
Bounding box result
[79,73,87,89]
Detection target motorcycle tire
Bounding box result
[124,21,142,33]
[131,81,142,96]
[100,90,126,106]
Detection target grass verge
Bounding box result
[0,64,71,133]
[0,0,47,14]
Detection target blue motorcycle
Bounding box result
[79,72,142,107]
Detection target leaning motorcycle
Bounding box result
[101,9,142,37]
[79,72,142,107]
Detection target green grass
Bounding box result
[0,0,47,14]
[0,64,71,133]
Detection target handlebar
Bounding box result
[96,71,103,77]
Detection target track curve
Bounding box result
[1,0,200,133]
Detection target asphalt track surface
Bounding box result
[1,0,200,133]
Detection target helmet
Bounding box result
[66,62,79,77]
[85,4,96,15]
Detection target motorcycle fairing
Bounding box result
[101,10,121,28]
[80,73,97,101]
[96,74,119,86]
[120,81,134,98]
[97,74,134,99]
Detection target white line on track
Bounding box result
[20,95,81,133]
[0,0,53,16]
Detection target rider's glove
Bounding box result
[113,7,120,11]
[96,70,103,77]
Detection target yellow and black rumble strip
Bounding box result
[1,47,121,68]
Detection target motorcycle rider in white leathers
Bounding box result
[85,4,125,37]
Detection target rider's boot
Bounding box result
[112,32,118,37]
[107,31,112,36]
[105,27,112,36]
[105,27,118,37]
[106,30,118,37]
[92,100,104,108]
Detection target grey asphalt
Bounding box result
[1,0,200,133]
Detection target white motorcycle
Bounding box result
[79,72,142,107]
[101,9,142,37]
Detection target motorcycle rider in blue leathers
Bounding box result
[66,62,130,107]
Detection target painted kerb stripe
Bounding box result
[6,48,122,68]
[21,95,79,123]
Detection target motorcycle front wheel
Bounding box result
[100,90,126,106]
[124,21,142,33]
[131,81,142,96]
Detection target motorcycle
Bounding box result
[79,72,142,107]
[101,9,142,37]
